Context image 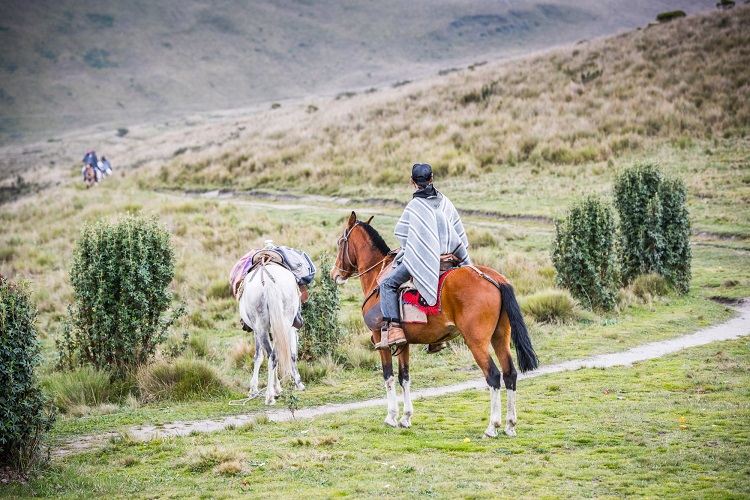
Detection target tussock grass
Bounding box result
[521,289,579,324]
[228,338,254,369]
[136,358,229,402]
[184,446,246,474]
[42,366,123,414]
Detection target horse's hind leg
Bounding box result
[464,335,504,438]
[398,347,412,428]
[266,348,280,406]
[249,335,265,395]
[492,312,518,436]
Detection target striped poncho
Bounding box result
[394,191,471,306]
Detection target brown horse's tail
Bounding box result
[499,283,538,373]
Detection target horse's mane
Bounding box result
[358,220,391,256]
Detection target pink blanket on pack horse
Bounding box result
[229,250,259,298]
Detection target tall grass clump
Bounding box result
[552,195,618,311]
[521,289,578,324]
[0,276,55,471]
[613,162,691,293]
[136,358,228,402]
[299,256,343,360]
[57,214,186,377]
[42,365,122,414]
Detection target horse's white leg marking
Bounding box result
[399,379,413,428]
[504,389,517,436]
[484,387,502,439]
[384,375,399,427]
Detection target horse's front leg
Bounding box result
[378,341,399,427]
[398,347,412,428]
[289,327,305,391]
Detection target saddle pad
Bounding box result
[400,299,427,324]
[402,268,457,316]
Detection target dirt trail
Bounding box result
[53,300,750,457]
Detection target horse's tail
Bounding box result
[499,282,538,373]
[266,276,293,379]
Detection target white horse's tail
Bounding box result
[266,278,292,379]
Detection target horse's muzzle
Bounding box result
[333,275,348,286]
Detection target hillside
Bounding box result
[0,0,709,144]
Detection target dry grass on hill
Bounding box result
[139,6,749,195]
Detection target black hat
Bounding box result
[411,163,433,185]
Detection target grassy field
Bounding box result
[1,6,750,498]
[3,337,749,498]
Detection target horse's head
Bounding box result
[331,211,388,285]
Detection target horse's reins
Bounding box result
[333,222,390,280]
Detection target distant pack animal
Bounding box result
[238,253,306,405]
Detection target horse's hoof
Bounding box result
[384,416,398,428]
[483,427,499,439]
[398,419,411,429]
[296,382,306,391]
[265,399,276,406]
[504,427,517,437]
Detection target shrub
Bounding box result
[136,358,228,402]
[521,289,578,324]
[612,162,691,293]
[0,276,55,471]
[299,255,343,360]
[57,214,185,376]
[552,195,618,311]
[656,10,686,22]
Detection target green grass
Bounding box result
[5,337,749,498]
[1,7,750,495]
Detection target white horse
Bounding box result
[238,263,305,405]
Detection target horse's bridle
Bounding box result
[333,222,388,280]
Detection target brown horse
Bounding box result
[331,212,538,437]
[84,164,98,188]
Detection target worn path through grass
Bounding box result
[52,299,750,458]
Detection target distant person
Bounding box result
[99,156,113,176]
[376,163,472,350]
[81,150,99,181]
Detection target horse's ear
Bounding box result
[366,215,374,225]
[348,211,357,227]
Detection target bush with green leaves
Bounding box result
[0,275,55,471]
[57,214,185,376]
[613,162,691,293]
[299,256,343,360]
[552,195,618,311]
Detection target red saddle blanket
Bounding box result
[402,268,456,316]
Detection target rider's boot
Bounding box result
[386,322,407,347]
[426,342,448,354]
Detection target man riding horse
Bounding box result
[377,163,472,350]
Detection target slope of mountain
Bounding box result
[0,0,708,144]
